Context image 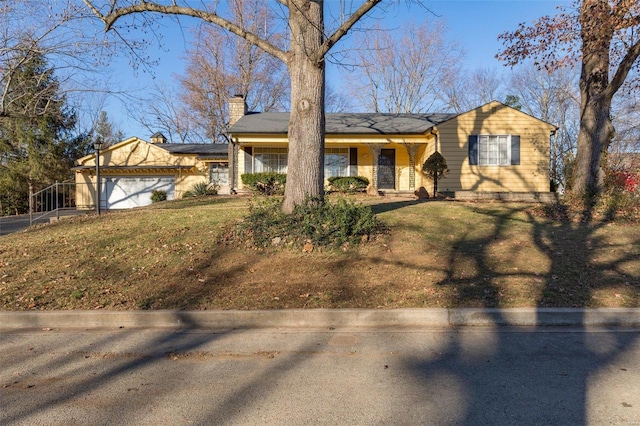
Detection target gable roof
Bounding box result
[228,101,559,136]
[75,137,229,165]
[229,112,458,135]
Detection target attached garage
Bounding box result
[102,176,176,209]
[74,135,231,211]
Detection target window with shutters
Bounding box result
[479,135,510,166]
[469,134,520,166]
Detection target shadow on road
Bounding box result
[400,205,639,423]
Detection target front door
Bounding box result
[378,149,396,189]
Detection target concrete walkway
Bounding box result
[2,307,640,330]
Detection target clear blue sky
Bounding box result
[103,0,570,139]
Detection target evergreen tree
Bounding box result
[0,49,77,215]
[92,110,123,147]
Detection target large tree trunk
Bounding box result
[84,0,385,214]
[573,92,614,199]
[282,0,326,214]
[572,0,615,202]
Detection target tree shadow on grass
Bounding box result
[369,198,433,215]
[399,203,640,423]
[150,195,248,211]
[6,201,637,423]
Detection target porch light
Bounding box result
[93,140,105,215]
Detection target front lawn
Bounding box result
[0,196,638,310]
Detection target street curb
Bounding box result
[2,308,640,330]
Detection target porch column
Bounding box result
[229,140,239,192]
[366,143,382,195]
[402,143,419,191]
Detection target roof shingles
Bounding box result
[229,112,458,135]
[157,143,229,156]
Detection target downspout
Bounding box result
[429,128,439,153]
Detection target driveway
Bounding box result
[0,210,92,236]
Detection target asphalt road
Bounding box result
[0,215,33,236]
[0,210,91,236]
[2,325,640,425]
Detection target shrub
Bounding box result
[150,189,167,203]
[291,196,379,247]
[224,196,382,249]
[183,181,219,198]
[327,176,369,193]
[600,191,639,221]
[241,172,286,195]
[422,151,449,196]
[599,168,640,221]
[606,170,640,194]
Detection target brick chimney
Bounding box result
[228,94,247,127]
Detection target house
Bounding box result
[226,96,558,199]
[74,132,229,210]
[74,98,558,210]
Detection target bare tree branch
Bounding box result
[319,0,381,61]
[83,0,290,63]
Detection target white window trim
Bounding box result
[250,147,355,177]
[253,147,288,173]
[324,147,350,178]
[478,134,511,166]
[209,162,229,184]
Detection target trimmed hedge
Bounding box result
[150,189,167,203]
[241,172,286,195]
[327,176,369,193]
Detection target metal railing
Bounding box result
[29,180,89,226]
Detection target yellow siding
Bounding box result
[395,146,410,191]
[232,102,553,195]
[353,145,374,185]
[75,138,212,207]
[416,144,433,191]
[74,172,96,210]
[237,148,246,190]
[435,101,554,192]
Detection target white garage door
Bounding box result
[102,177,175,209]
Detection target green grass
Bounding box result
[0,195,638,310]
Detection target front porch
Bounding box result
[233,141,437,195]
